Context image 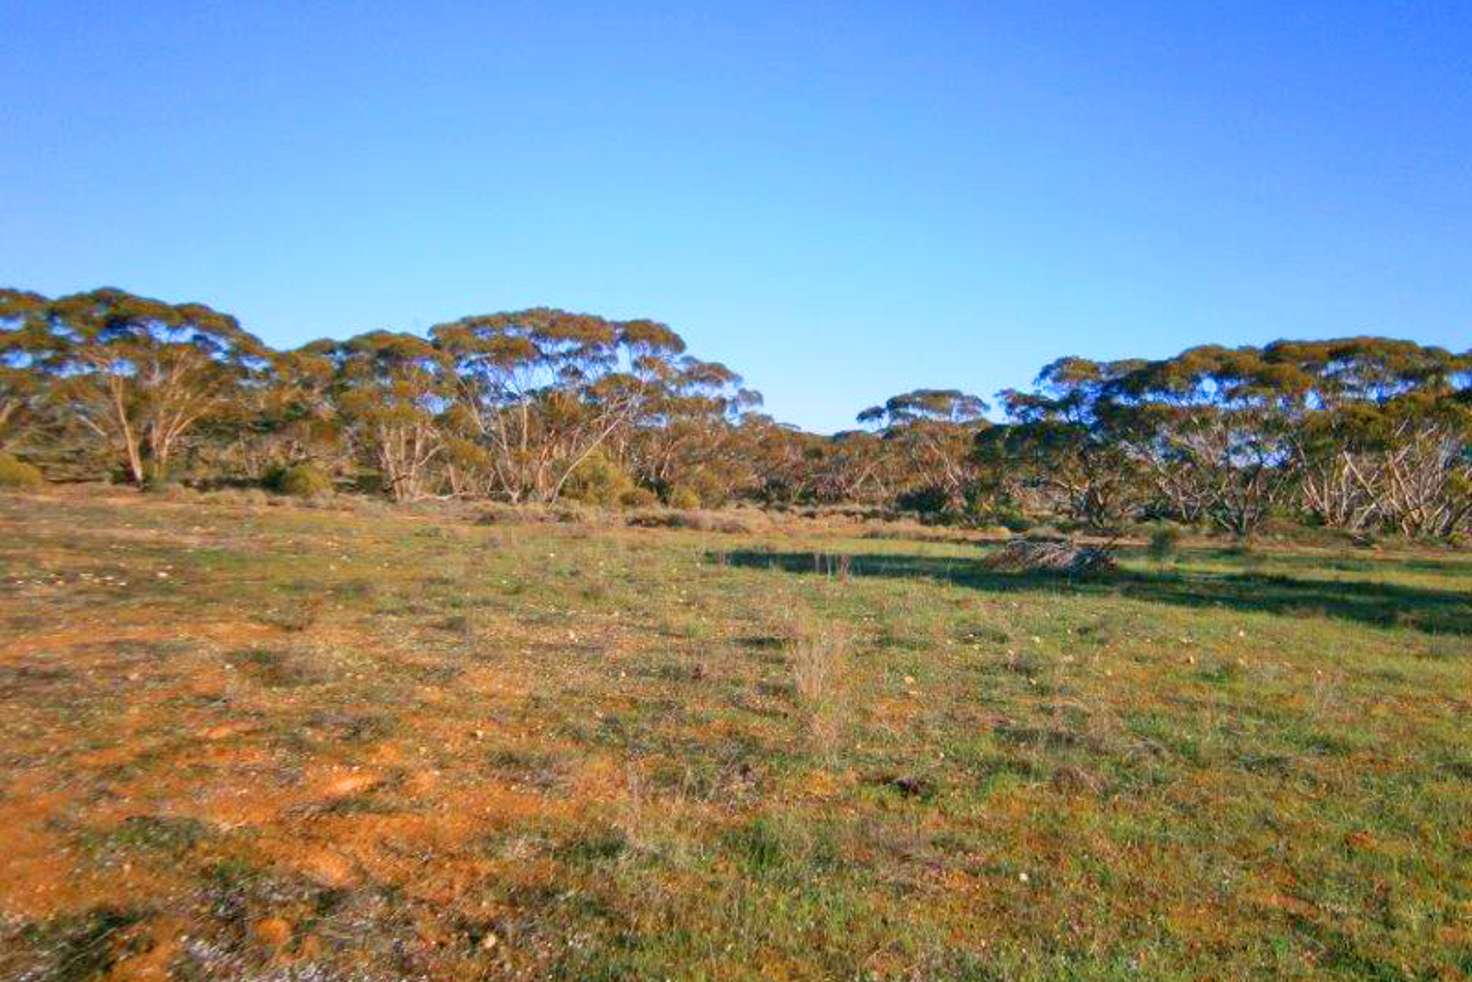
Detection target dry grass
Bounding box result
[789,614,851,759]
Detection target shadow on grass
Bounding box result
[713,549,1472,637]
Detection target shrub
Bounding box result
[666,485,701,510]
[895,484,951,518]
[270,463,334,498]
[620,486,659,509]
[1147,522,1183,564]
[0,452,43,489]
[560,450,634,508]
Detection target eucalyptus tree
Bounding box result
[981,357,1142,528]
[620,356,762,503]
[1260,338,1472,535]
[222,339,345,480]
[0,289,55,453]
[805,429,899,506]
[857,388,990,512]
[331,331,454,501]
[0,287,267,485]
[1100,346,1304,534]
[431,309,689,502]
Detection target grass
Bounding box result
[0,485,1469,978]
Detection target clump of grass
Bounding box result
[790,615,850,758]
[232,647,315,686]
[99,814,210,856]
[722,815,789,875]
[202,487,269,507]
[258,594,324,632]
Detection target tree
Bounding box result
[1263,338,1471,535]
[857,389,990,513]
[332,331,453,501]
[432,309,686,502]
[621,356,762,504]
[0,287,267,486]
[980,358,1140,528]
[1101,347,1297,535]
[0,290,55,453]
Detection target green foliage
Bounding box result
[271,463,334,498]
[4,283,1470,541]
[666,484,701,510]
[0,452,42,488]
[1147,522,1183,564]
[895,484,950,517]
[560,449,634,507]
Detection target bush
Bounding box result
[560,450,634,508]
[274,463,334,498]
[1147,523,1183,564]
[895,485,951,517]
[666,485,702,510]
[0,452,43,489]
[620,486,660,509]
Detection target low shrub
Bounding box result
[0,452,43,489]
[621,486,660,509]
[666,485,702,510]
[141,478,195,500]
[270,463,334,498]
[560,450,634,508]
[1147,522,1183,564]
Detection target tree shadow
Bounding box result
[713,549,1472,637]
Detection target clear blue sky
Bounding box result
[3,1,1469,432]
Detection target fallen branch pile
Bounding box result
[984,538,1118,576]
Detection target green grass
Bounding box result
[0,486,1468,978]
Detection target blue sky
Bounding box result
[3,1,1469,432]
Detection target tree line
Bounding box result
[2,286,1469,539]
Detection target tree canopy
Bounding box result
[3,285,1468,539]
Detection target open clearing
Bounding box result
[1,489,1469,979]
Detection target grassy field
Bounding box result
[0,488,1469,979]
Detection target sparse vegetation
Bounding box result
[1,486,1468,977]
